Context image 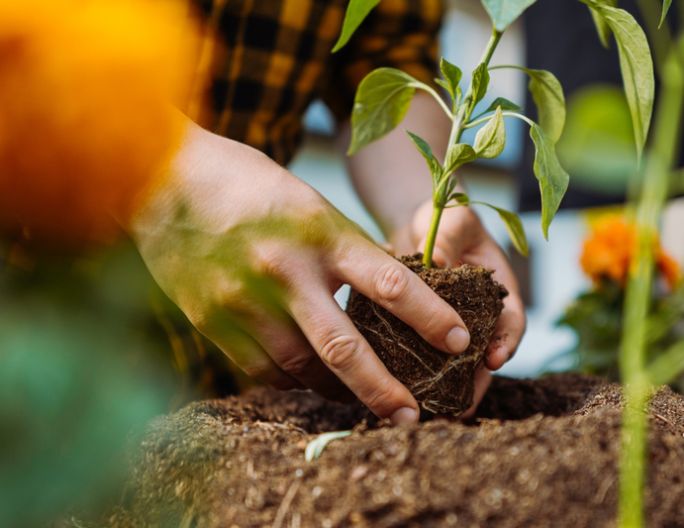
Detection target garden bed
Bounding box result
[110,374,684,527]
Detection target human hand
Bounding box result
[130,122,474,424]
[390,199,526,414]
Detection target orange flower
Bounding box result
[580,215,681,290]
[0,0,202,246]
[657,249,681,289]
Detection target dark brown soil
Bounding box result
[107,374,684,528]
[346,254,507,415]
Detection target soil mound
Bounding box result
[108,374,684,527]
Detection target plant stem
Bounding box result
[421,28,503,268]
[618,48,683,528]
[422,205,444,267]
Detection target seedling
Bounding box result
[338,3,684,527]
[304,430,352,462]
[309,9,675,524]
[337,0,654,269]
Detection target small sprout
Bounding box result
[304,430,352,462]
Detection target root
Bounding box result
[363,303,437,376]
[272,480,301,528]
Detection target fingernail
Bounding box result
[390,406,419,425]
[446,326,470,354]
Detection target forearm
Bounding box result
[342,92,451,239]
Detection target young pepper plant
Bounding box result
[305,0,657,462]
[339,0,571,267]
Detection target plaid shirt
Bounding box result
[171,0,443,398]
[191,0,443,165]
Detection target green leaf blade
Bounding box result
[407,131,442,184]
[449,192,471,206]
[481,0,538,31]
[527,69,566,143]
[444,144,477,174]
[529,124,569,239]
[474,106,506,158]
[332,0,381,53]
[348,68,418,155]
[585,2,655,156]
[439,58,463,102]
[588,0,617,48]
[647,341,684,386]
[478,203,529,256]
[660,0,673,28]
[483,97,521,114]
[469,63,491,114]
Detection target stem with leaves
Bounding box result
[423,29,502,267]
[618,44,684,528]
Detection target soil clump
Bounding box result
[107,374,684,528]
[346,254,507,415]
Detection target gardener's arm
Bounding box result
[344,92,526,409]
[130,118,474,424]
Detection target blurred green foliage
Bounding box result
[556,279,684,393]
[557,86,637,194]
[0,241,209,526]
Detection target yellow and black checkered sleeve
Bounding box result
[322,0,444,124]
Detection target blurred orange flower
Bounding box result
[580,215,681,289]
[0,0,202,246]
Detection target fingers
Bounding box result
[460,367,492,420]
[458,238,525,370]
[333,240,471,355]
[288,283,419,424]
[248,313,352,401]
[194,311,301,390]
[486,294,526,370]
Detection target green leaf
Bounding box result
[483,96,521,114]
[474,106,506,158]
[407,131,442,184]
[481,0,538,31]
[584,1,655,156]
[490,66,565,141]
[660,0,672,28]
[449,192,471,205]
[469,63,491,113]
[588,1,617,48]
[557,85,636,193]
[439,58,463,101]
[590,9,611,48]
[497,67,566,143]
[435,78,452,94]
[444,143,477,173]
[348,68,418,155]
[332,0,381,52]
[477,203,529,256]
[529,124,569,239]
[647,341,684,386]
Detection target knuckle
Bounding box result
[319,334,360,371]
[373,262,409,303]
[240,360,272,381]
[364,378,400,416]
[278,353,316,377]
[255,248,289,280]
